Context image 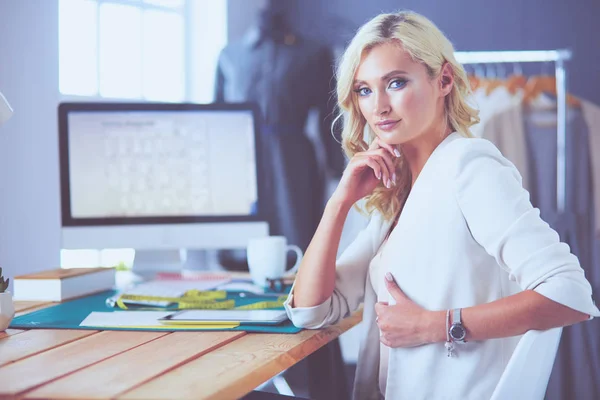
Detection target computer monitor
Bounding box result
[58,102,269,271]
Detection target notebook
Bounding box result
[159,309,289,325]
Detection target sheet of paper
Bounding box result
[80,311,239,329]
[80,311,172,327]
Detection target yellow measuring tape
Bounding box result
[235,296,288,310]
[114,291,287,310]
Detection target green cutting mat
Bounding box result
[10,290,302,334]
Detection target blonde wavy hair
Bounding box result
[334,11,480,221]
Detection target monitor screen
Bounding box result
[59,103,265,227]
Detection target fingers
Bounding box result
[375,303,394,347]
[365,138,399,188]
[380,335,392,347]
[374,301,387,315]
[354,153,394,187]
[369,137,400,159]
[354,137,399,188]
[363,157,383,180]
[384,273,411,304]
[364,150,394,188]
[374,149,396,187]
[370,154,391,186]
[385,280,405,302]
[375,301,387,319]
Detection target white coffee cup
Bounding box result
[247,236,303,287]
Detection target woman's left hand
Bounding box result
[375,272,434,348]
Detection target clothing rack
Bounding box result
[455,50,572,213]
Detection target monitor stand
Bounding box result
[183,249,224,271]
[131,249,186,280]
[131,249,224,280]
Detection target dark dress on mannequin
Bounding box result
[214,18,345,256]
[214,13,348,400]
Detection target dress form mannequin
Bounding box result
[215,9,345,260]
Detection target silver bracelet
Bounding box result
[445,309,455,357]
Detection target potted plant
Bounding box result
[0,267,14,331]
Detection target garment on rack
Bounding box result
[581,100,600,238]
[479,99,530,189]
[469,86,516,138]
[214,27,345,252]
[481,98,600,400]
[481,97,600,246]
[482,96,600,237]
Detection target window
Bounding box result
[59,0,227,103]
[58,0,228,268]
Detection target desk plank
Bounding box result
[0,330,168,397]
[25,331,246,400]
[0,329,97,367]
[0,329,26,339]
[120,311,363,400]
[282,309,362,364]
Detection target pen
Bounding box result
[234,291,287,298]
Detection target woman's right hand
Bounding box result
[332,137,400,207]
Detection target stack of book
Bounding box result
[13,267,116,301]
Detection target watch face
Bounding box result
[450,324,466,340]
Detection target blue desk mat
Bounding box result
[10,290,302,334]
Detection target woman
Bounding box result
[283,10,600,400]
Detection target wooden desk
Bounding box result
[0,301,361,400]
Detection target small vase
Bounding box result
[0,291,15,331]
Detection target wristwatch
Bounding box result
[449,308,467,343]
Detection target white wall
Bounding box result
[0,0,61,290]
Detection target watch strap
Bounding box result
[453,308,461,325]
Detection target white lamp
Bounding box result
[0,91,13,125]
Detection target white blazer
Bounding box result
[284,132,600,400]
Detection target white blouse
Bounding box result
[369,238,390,397]
[284,132,600,400]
